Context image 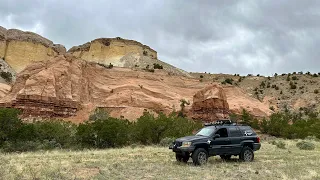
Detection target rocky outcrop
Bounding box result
[190,85,230,122]
[0,55,209,122]
[68,37,157,66]
[0,26,66,73]
[0,55,272,122]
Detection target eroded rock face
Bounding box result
[0,26,66,73]
[0,55,208,122]
[190,85,230,122]
[68,38,157,67]
[0,55,82,118]
[0,55,272,122]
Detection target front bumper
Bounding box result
[253,143,261,151]
[169,144,195,153]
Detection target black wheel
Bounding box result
[220,155,231,160]
[176,153,189,163]
[239,146,254,162]
[192,148,208,166]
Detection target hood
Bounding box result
[176,135,207,142]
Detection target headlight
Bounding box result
[181,142,192,147]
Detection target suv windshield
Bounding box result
[196,126,216,136]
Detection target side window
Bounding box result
[238,126,256,136]
[215,128,228,137]
[228,127,242,137]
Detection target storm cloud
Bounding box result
[1,0,320,75]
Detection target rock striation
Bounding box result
[0,26,66,73]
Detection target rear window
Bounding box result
[228,127,242,137]
[238,126,256,136]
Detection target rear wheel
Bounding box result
[220,155,231,160]
[176,153,189,163]
[239,146,254,162]
[192,148,208,166]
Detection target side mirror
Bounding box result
[214,134,220,139]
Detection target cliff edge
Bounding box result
[0,26,66,73]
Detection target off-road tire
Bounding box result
[176,153,189,163]
[220,155,232,160]
[191,148,208,166]
[239,146,254,162]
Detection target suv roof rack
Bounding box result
[204,119,236,126]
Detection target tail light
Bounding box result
[257,136,260,143]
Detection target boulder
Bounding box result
[190,84,230,122]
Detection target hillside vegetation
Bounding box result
[192,72,320,113]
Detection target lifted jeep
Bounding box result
[169,120,261,165]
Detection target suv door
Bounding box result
[227,126,242,154]
[209,128,231,155]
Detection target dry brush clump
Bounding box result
[296,141,315,150]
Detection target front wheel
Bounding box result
[176,153,189,163]
[239,147,254,162]
[192,148,208,166]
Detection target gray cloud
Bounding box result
[1,0,320,75]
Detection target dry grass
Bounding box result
[0,140,320,180]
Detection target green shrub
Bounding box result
[290,83,297,89]
[159,137,175,147]
[200,75,204,78]
[89,108,109,121]
[153,63,163,69]
[0,108,22,146]
[269,106,275,111]
[32,120,76,148]
[292,76,298,80]
[286,76,290,81]
[77,117,130,148]
[314,89,319,94]
[143,51,148,56]
[270,140,286,149]
[296,141,315,150]
[132,111,200,145]
[312,73,318,77]
[0,72,12,83]
[276,141,286,149]
[1,140,62,152]
[224,78,233,85]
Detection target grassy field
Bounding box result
[0,140,320,180]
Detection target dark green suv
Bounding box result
[169,121,261,165]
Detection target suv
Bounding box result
[169,121,261,165]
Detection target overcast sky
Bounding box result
[1,0,320,75]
